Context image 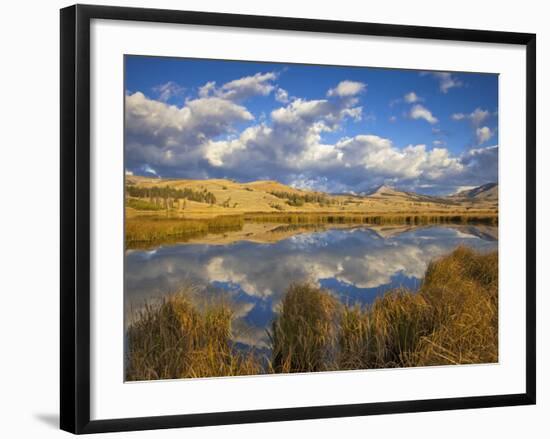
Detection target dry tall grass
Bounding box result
[245,213,497,225]
[345,246,497,369]
[339,290,432,369]
[125,215,244,248]
[270,246,498,371]
[269,283,340,373]
[415,246,498,365]
[126,289,261,381]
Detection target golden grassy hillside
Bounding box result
[125,176,498,219]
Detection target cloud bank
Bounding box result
[125,73,498,195]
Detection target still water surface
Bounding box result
[125,224,497,352]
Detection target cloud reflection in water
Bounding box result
[125,225,497,350]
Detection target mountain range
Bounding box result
[451,183,498,201]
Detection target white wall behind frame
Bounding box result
[0,1,546,439]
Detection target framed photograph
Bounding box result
[60,4,536,434]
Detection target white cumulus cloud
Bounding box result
[125,91,254,173]
[476,126,494,144]
[431,72,463,93]
[336,135,463,181]
[198,72,278,101]
[275,88,290,103]
[451,108,490,126]
[152,81,185,102]
[327,80,366,97]
[404,91,422,103]
[409,104,438,124]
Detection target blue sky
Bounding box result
[125,55,498,195]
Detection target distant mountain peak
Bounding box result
[367,184,403,196]
[452,183,498,200]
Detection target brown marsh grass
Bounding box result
[126,212,497,248]
[125,215,244,248]
[339,246,497,369]
[339,289,433,369]
[244,212,498,225]
[126,246,498,380]
[269,283,340,373]
[125,288,261,381]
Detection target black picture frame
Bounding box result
[60,4,536,434]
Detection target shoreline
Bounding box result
[125,213,498,249]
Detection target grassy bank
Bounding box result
[125,215,244,248]
[125,212,497,248]
[244,212,498,225]
[126,246,498,380]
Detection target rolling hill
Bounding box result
[451,183,498,201]
[125,176,498,218]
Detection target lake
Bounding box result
[125,223,498,354]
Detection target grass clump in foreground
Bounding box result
[269,246,497,373]
[339,289,432,369]
[126,246,497,380]
[270,283,340,373]
[125,289,261,381]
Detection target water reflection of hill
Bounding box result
[367,224,498,241]
[148,222,499,246]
